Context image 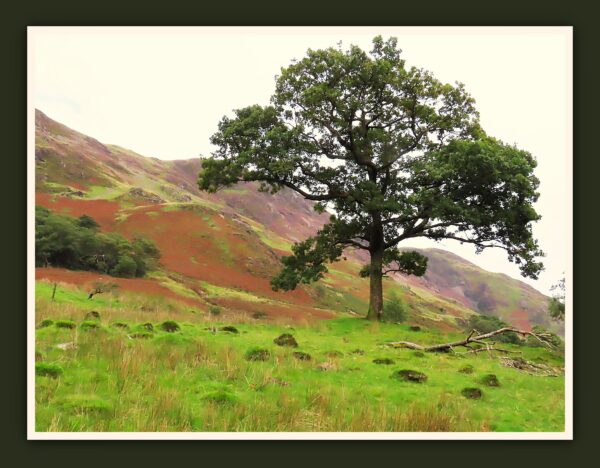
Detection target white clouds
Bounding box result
[30,27,572,295]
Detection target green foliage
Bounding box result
[528,326,564,349]
[201,390,239,405]
[209,306,221,316]
[35,206,160,278]
[466,315,520,344]
[382,294,407,323]
[199,36,544,319]
[37,318,54,328]
[77,214,100,230]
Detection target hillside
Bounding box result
[34,109,555,332]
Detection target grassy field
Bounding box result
[34,281,565,432]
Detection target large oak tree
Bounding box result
[198,37,543,321]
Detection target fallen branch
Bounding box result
[387,327,554,353]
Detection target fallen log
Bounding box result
[386,327,553,353]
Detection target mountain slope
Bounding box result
[34,109,554,331]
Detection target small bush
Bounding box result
[466,315,520,344]
[35,362,63,378]
[220,326,239,334]
[209,306,221,316]
[139,322,154,332]
[55,320,76,329]
[245,347,271,361]
[37,319,54,329]
[409,325,421,332]
[383,294,407,323]
[480,374,500,387]
[159,320,180,333]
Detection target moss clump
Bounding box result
[139,322,154,332]
[274,333,298,348]
[55,320,76,329]
[111,322,129,330]
[245,347,271,362]
[373,358,395,365]
[409,326,422,332]
[458,365,474,374]
[392,369,428,383]
[220,326,239,334]
[462,387,483,399]
[159,320,180,333]
[293,351,312,361]
[80,320,100,331]
[35,362,63,378]
[481,374,501,387]
[37,319,54,329]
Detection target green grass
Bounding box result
[34,286,565,432]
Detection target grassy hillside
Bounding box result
[34,109,553,332]
[35,282,564,432]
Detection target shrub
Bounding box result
[209,306,221,316]
[111,255,137,278]
[480,374,501,387]
[526,325,564,349]
[274,333,298,347]
[383,294,407,323]
[54,320,76,329]
[35,362,63,378]
[458,364,474,374]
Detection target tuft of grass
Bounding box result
[80,320,101,331]
[201,390,239,405]
[54,319,76,329]
[37,319,54,329]
[245,347,271,362]
[159,320,181,333]
[36,362,64,378]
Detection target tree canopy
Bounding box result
[35,206,160,278]
[198,36,543,320]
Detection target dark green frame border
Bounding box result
[3,0,595,465]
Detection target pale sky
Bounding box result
[29,27,572,296]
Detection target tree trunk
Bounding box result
[366,248,384,321]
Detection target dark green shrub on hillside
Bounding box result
[35,206,160,278]
[159,320,181,333]
[111,255,137,278]
[382,294,407,323]
[526,325,564,349]
[209,306,221,316]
